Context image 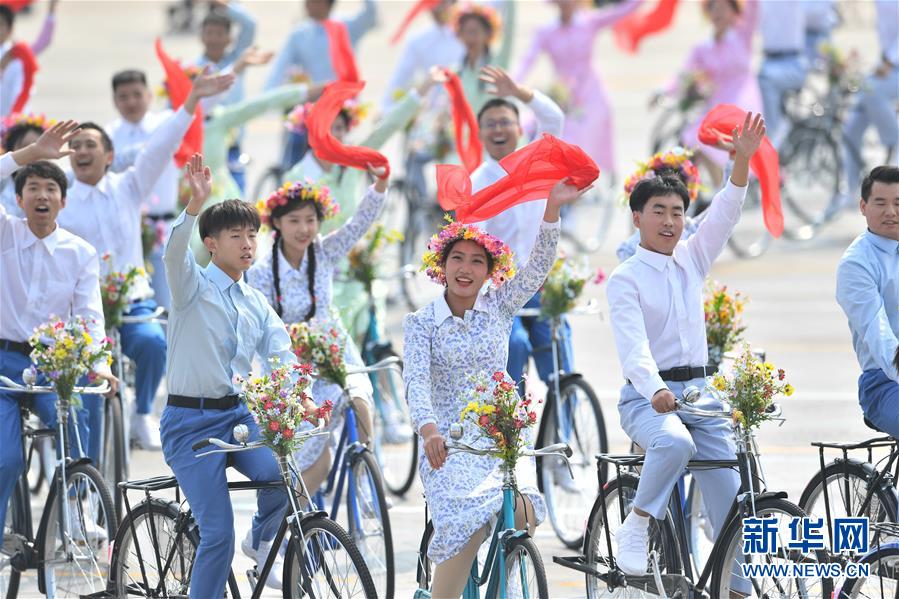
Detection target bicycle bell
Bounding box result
[22,367,36,386]
[233,424,250,444]
[449,423,463,440]
[683,386,702,404]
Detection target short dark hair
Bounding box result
[111,69,148,92]
[477,98,519,125]
[3,122,45,152]
[199,199,261,239]
[201,8,232,31]
[75,122,114,153]
[0,6,14,30]
[14,161,68,199]
[861,166,899,202]
[629,176,691,212]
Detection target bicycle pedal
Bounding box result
[246,567,259,591]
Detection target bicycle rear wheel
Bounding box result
[836,543,899,598]
[541,376,608,549]
[37,462,116,598]
[283,515,377,598]
[710,497,833,598]
[499,536,549,599]
[346,450,394,599]
[370,349,417,496]
[779,125,841,233]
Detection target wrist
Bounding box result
[516,85,534,103]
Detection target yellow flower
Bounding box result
[763,362,775,372]
[712,374,727,391]
[732,409,744,425]
[479,404,496,415]
[83,333,93,345]
[783,384,794,397]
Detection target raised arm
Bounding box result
[31,11,56,55]
[511,27,545,83]
[345,0,378,44]
[585,0,643,31]
[264,32,299,91]
[163,154,208,309]
[837,259,899,383]
[734,0,759,45]
[495,0,516,70]
[209,83,308,133]
[320,182,388,262]
[480,66,564,137]
[221,1,257,67]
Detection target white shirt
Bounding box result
[58,108,193,275]
[803,0,837,33]
[759,0,806,53]
[474,91,564,267]
[0,166,105,343]
[877,0,899,66]
[106,109,180,216]
[606,180,747,401]
[0,41,25,119]
[381,22,465,111]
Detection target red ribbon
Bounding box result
[322,20,360,83]
[697,104,784,238]
[306,80,390,177]
[154,38,202,169]
[613,0,679,54]
[442,69,482,173]
[391,0,442,45]
[8,42,37,114]
[437,134,599,223]
[0,0,34,11]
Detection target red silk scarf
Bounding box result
[322,20,360,83]
[613,0,679,54]
[0,0,33,11]
[154,38,202,169]
[391,0,442,45]
[442,68,482,173]
[8,42,37,114]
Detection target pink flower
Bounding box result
[479,414,491,426]
[594,268,607,285]
[268,421,280,432]
[492,372,504,382]
[283,428,294,439]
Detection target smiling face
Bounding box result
[634,193,686,255]
[458,14,490,54]
[479,104,522,161]
[442,239,491,299]
[17,174,65,233]
[69,128,113,186]
[705,0,737,37]
[861,181,899,241]
[113,81,153,124]
[204,224,258,276]
[273,203,321,257]
[201,22,231,62]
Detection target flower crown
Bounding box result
[285,99,369,135]
[1,113,55,149]
[256,180,340,226]
[421,218,516,287]
[451,3,503,44]
[623,146,702,202]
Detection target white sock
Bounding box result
[625,510,650,529]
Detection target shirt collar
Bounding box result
[206,261,247,295]
[865,229,899,254]
[634,244,672,272]
[71,176,112,197]
[20,223,61,254]
[433,291,489,324]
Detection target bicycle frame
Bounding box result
[315,394,367,533]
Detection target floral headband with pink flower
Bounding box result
[256,180,340,227]
[451,3,503,44]
[285,99,369,135]
[421,218,516,287]
[623,146,702,202]
[1,112,55,149]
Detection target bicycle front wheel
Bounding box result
[283,515,377,599]
[347,450,394,599]
[541,376,608,549]
[498,536,549,599]
[779,125,841,232]
[836,543,899,598]
[37,462,116,598]
[710,497,833,598]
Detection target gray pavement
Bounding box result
[10,1,884,596]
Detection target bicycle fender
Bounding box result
[558,372,584,387]
[499,528,530,544]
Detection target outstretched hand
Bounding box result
[731,112,765,161]
[184,70,236,113]
[416,65,449,96]
[480,65,533,102]
[235,45,274,74]
[367,162,389,192]
[185,153,212,215]
[33,120,81,159]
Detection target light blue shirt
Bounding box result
[193,1,257,108]
[265,0,377,89]
[163,211,296,397]
[836,230,899,383]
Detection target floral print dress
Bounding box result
[247,185,385,470]
[403,220,560,564]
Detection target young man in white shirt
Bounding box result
[0,121,118,532]
[606,113,765,575]
[64,72,233,450]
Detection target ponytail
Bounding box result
[304,244,317,322]
[272,231,284,317]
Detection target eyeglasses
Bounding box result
[482,118,517,131]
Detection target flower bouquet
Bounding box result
[28,316,112,407]
[710,345,793,430]
[676,69,714,113]
[100,253,145,329]
[460,371,538,471]
[234,358,333,457]
[540,255,594,320]
[704,280,748,367]
[287,321,348,389]
[347,223,404,293]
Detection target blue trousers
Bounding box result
[160,402,288,599]
[120,300,167,415]
[281,130,309,172]
[758,54,808,146]
[859,369,899,439]
[843,67,899,194]
[507,292,574,397]
[0,349,101,527]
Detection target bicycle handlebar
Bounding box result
[119,306,167,326]
[192,420,328,456]
[0,374,110,395]
[345,356,402,376]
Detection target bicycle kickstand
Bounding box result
[649,550,668,599]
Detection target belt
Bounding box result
[167,394,240,410]
[764,50,801,59]
[0,338,33,357]
[627,364,717,386]
[146,213,177,222]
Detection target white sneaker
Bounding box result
[68,499,108,545]
[240,529,255,559]
[256,540,283,590]
[382,413,413,444]
[131,414,162,451]
[615,513,649,576]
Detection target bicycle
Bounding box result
[414,424,573,599]
[516,300,608,550]
[556,386,833,598]
[0,374,116,599]
[310,357,399,599]
[833,521,899,598]
[107,420,377,598]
